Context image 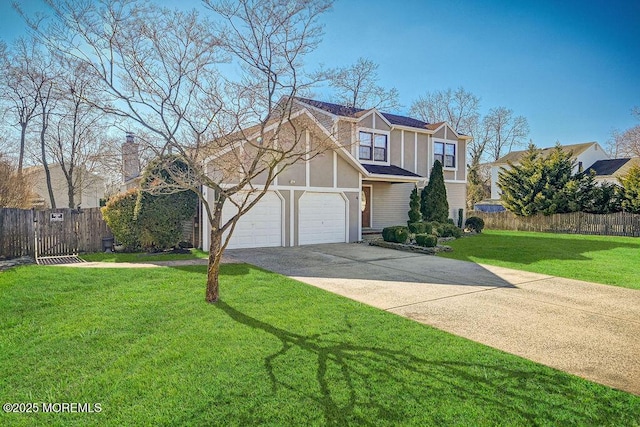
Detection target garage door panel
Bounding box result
[222,192,282,249]
[299,192,346,245]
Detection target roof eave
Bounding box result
[364,174,422,183]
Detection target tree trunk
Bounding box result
[40,123,56,209]
[206,229,223,303]
[18,123,27,173]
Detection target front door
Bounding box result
[361,186,371,228]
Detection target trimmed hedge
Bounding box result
[465,216,485,233]
[415,233,438,247]
[408,222,432,235]
[382,226,409,243]
[101,189,141,251]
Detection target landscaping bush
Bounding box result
[408,222,431,234]
[428,221,462,238]
[415,233,438,247]
[382,226,409,243]
[101,189,141,251]
[407,187,421,223]
[135,155,198,251]
[465,216,485,233]
[439,223,463,238]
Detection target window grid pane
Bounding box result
[359,132,373,160]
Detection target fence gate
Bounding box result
[34,209,82,264]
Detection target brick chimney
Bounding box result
[122,132,141,183]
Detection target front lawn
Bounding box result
[440,230,640,290]
[1,265,639,426]
[80,248,208,263]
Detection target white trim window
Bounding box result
[434,141,456,168]
[359,131,388,163]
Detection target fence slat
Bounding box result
[472,210,640,237]
[0,207,112,259]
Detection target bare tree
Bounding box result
[324,57,400,111]
[22,0,333,302]
[0,154,34,208]
[410,87,480,136]
[47,58,107,208]
[608,106,640,157]
[484,107,529,161]
[0,38,43,173]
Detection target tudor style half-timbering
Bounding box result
[201,98,471,249]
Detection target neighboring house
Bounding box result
[489,142,608,200]
[25,163,106,209]
[201,97,471,250]
[586,157,640,185]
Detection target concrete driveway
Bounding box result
[226,243,640,395]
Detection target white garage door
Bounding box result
[299,192,346,245]
[222,191,282,249]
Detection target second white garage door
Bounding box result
[298,192,346,245]
[221,191,283,249]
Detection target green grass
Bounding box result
[1,265,639,426]
[440,230,640,289]
[80,248,208,263]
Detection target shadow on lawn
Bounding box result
[448,233,640,265]
[217,301,626,426]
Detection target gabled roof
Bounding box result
[586,158,631,176]
[586,157,640,178]
[494,142,601,165]
[295,97,432,131]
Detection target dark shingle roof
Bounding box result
[362,164,421,177]
[295,97,433,130]
[586,158,631,176]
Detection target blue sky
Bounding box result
[2,0,639,151]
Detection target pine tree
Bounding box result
[498,144,542,216]
[407,186,421,224]
[499,144,577,216]
[620,164,640,214]
[421,160,449,222]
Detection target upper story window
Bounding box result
[359,131,388,162]
[434,141,456,168]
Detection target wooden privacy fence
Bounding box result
[0,207,112,259]
[472,210,640,237]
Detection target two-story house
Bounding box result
[201,97,471,250]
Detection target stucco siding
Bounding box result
[336,121,352,148]
[372,112,391,131]
[390,129,402,166]
[309,151,334,187]
[416,133,428,177]
[278,162,306,187]
[359,115,373,129]
[404,133,416,174]
[345,191,360,242]
[337,156,360,188]
[434,127,446,139]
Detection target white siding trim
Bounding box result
[444,179,467,184]
[333,151,338,188]
[414,133,418,172]
[218,183,360,192]
[358,174,362,240]
[340,192,350,243]
[305,130,310,185]
[400,130,405,169]
[289,189,295,246]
